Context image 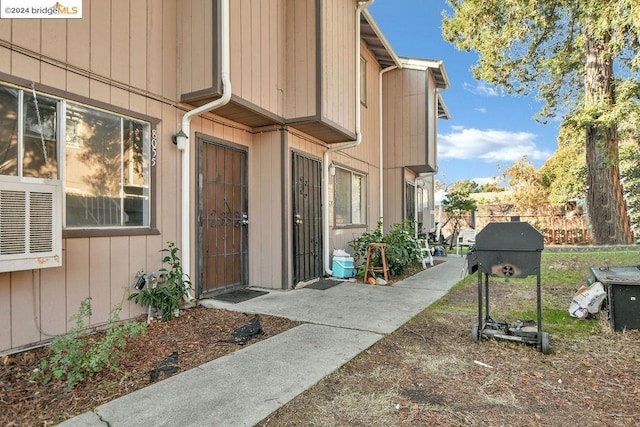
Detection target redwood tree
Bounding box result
[443,0,640,243]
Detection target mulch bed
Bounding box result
[0,307,297,426]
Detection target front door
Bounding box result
[199,139,248,296]
[292,152,323,284]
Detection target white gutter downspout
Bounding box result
[323,0,374,276]
[378,65,397,229]
[174,0,231,300]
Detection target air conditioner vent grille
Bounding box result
[30,191,54,253]
[0,176,62,272]
[0,190,27,255]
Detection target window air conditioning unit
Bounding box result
[0,175,62,273]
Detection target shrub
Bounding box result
[349,220,423,276]
[33,298,146,392]
[128,242,192,321]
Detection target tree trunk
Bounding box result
[584,36,633,244]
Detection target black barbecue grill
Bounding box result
[470,221,550,354]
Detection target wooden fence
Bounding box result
[475,215,591,245]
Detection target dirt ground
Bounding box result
[259,280,640,427]
[2,261,640,426]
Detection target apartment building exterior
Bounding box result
[0,0,449,354]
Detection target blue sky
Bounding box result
[368,0,561,188]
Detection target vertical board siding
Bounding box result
[0,0,191,353]
[162,0,178,99]
[130,0,148,91]
[321,0,355,131]
[111,0,130,85]
[147,1,163,96]
[192,0,211,91]
[0,0,402,352]
[228,0,287,114]
[88,238,113,325]
[350,43,380,166]
[383,68,428,169]
[40,20,67,88]
[179,0,213,96]
[10,271,40,348]
[90,1,111,77]
[285,0,316,118]
[11,20,40,82]
[382,67,434,233]
[65,239,90,329]
[248,131,284,288]
[0,274,11,350]
[39,249,68,339]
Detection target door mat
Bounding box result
[306,279,343,290]
[212,289,269,303]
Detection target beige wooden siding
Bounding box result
[382,167,403,233]
[320,0,356,130]
[227,0,286,115]
[248,130,284,288]
[0,0,393,353]
[351,42,381,167]
[179,0,215,96]
[382,68,427,169]
[326,41,382,251]
[0,0,254,353]
[284,0,317,118]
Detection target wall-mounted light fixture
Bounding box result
[172,130,188,150]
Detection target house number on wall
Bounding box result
[151,128,158,167]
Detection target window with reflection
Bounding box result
[23,92,58,179]
[335,166,367,226]
[0,82,151,230]
[65,103,150,228]
[0,86,19,176]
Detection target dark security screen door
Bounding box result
[200,141,248,296]
[292,152,322,284]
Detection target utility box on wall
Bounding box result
[590,267,640,331]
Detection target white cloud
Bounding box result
[463,82,498,97]
[471,177,497,186]
[438,127,552,163]
[474,107,487,114]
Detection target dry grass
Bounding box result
[260,251,640,427]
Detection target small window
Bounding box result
[335,167,367,226]
[360,56,367,105]
[405,181,416,222]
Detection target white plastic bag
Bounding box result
[333,249,350,257]
[569,282,606,319]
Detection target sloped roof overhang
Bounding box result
[361,10,401,68]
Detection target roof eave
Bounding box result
[361,10,402,69]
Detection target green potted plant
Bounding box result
[129,242,192,321]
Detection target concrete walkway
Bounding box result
[60,256,466,427]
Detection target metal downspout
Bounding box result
[322,0,374,276]
[174,0,231,300]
